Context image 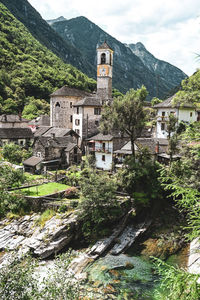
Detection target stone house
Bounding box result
[23,136,81,173]
[73,96,102,139]
[0,114,29,128]
[50,86,91,129]
[87,133,128,170]
[0,128,34,147]
[34,126,79,144]
[154,96,197,139]
[114,138,169,165]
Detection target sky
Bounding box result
[28,0,200,76]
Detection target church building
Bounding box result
[50,41,114,140]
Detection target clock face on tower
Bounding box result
[99,67,106,76]
[98,65,109,77]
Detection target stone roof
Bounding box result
[0,114,29,123]
[89,133,114,141]
[42,127,78,138]
[35,136,77,150]
[154,96,195,109]
[97,41,113,51]
[114,141,133,155]
[0,128,33,139]
[50,86,91,97]
[73,96,102,107]
[34,126,52,137]
[88,130,128,141]
[23,156,43,166]
[28,115,50,126]
[135,138,162,155]
[114,138,167,155]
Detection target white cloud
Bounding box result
[29,0,200,75]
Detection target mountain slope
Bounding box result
[0,3,96,114]
[128,42,186,91]
[1,0,187,99]
[50,16,187,99]
[0,0,96,77]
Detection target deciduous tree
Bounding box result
[101,86,148,159]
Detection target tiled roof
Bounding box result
[97,41,113,51]
[50,86,91,97]
[73,96,102,107]
[154,96,195,109]
[0,114,29,123]
[23,156,43,166]
[0,128,33,139]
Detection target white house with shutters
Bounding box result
[87,133,128,170]
[154,96,198,139]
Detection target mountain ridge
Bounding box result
[0,0,187,99]
[50,15,187,98]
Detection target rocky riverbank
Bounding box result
[188,238,200,283]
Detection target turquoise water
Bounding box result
[86,245,189,299]
[87,254,159,299]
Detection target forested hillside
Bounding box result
[0,3,96,115]
[0,0,95,77]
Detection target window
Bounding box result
[162,112,165,116]
[70,102,72,108]
[101,53,106,64]
[190,112,193,117]
[20,140,24,146]
[102,155,105,161]
[161,123,165,131]
[75,119,80,126]
[95,120,99,126]
[94,108,101,115]
[70,115,73,123]
[55,102,60,107]
[102,142,106,151]
[76,107,79,114]
[75,129,80,135]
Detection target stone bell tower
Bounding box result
[96,41,113,100]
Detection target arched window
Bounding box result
[101,53,106,64]
[55,102,60,107]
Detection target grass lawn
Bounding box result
[21,182,69,196]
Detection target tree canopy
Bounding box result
[101,86,148,158]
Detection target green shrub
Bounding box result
[153,257,200,300]
[35,209,55,228]
[58,204,68,213]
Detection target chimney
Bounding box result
[155,141,159,154]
